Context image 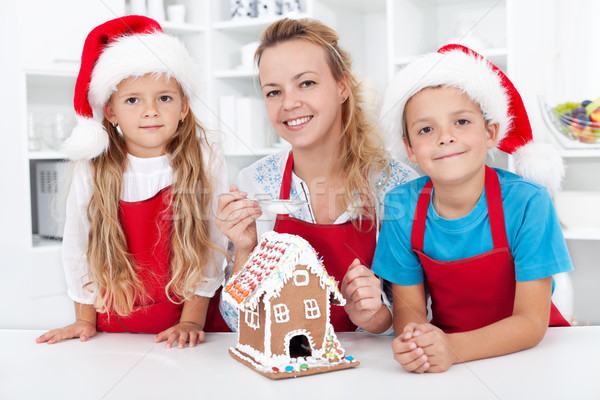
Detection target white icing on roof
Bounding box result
[223,232,345,311]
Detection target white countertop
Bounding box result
[2,327,599,399]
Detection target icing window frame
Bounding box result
[273,303,290,323]
[304,299,321,319]
[244,307,260,329]
[293,270,309,286]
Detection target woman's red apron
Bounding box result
[273,152,377,332]
[410,166,569,333]
[97,186,230,333]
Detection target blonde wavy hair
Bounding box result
[85,101,222,316]
[255,18,389,221]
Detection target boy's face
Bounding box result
[403,86,498,187]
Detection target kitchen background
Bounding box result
[0,0,598,329]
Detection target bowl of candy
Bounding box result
[539,96,600,148]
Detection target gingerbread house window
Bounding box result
[304,299,321,319]
[245,308,260,329]
[293,270,309,286]
[273,303,290,323]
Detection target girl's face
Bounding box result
[404,86,498,187]
[104,74,189,158]
[258,39,347,152]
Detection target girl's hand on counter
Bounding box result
[154,321,206,349]
[35,320,97,344]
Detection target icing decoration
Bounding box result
[224,232,359,379]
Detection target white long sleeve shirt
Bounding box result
[61,149,228,304]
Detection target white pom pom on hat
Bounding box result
[62,15,199,160]
[380,44,564,196]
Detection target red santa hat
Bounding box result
[380,44,564,196]
[63,15,199,160]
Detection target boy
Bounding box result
[373,45,572,373]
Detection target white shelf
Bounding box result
[481,47,508,57]
[162,21,206,34]
[558,148,600,158]
[23,65,79,78]
[213,14,310,35]
[393,47,507,67]
[393,54,420,67]
[548,134,600,158]
[323,0,386,12]
[31,235,62,250]
[28,151,67,160]
[214,68,257,79]
[563,230,600,241]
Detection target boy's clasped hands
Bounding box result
[393,323,455,373]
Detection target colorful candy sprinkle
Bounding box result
[285,366,294,372]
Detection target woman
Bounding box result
[216,18,417,333]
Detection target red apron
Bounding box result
[97,186,182,333]
[96,186,230,333]
[204,291,231,332]
[273,152,377,332]
[410,166,569,333]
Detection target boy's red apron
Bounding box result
[410,166,569,333]
[273,152,377,332]
[97,186,230,333]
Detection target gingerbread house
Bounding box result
[223,231,359,379]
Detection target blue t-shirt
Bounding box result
[372,169,573,286]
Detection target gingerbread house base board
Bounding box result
[229,347,359,380]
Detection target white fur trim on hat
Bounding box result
[513,142,564,197]
[88,31,199,119]
[62,115,109,160]
[380,51,511,161]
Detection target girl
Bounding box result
[216,18,417,333]
[36,16,228,348]
[373,44,572,372]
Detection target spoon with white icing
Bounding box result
[255,199,308,214]
[218,193,308,214]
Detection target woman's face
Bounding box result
[104,74,189,158]
[258,39,347,153]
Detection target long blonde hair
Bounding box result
[255,18,389,221]
[85,102,221,316]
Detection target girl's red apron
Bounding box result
[273,152,377,332]
[410,166,569,333]
[97,186,229,333]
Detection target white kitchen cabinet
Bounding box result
[386,0,508,78]
[508,0,600,325]
[1,0,598,328]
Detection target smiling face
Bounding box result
[404,86,498,187]
[258,39,347,153]
[104,74,189,158]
